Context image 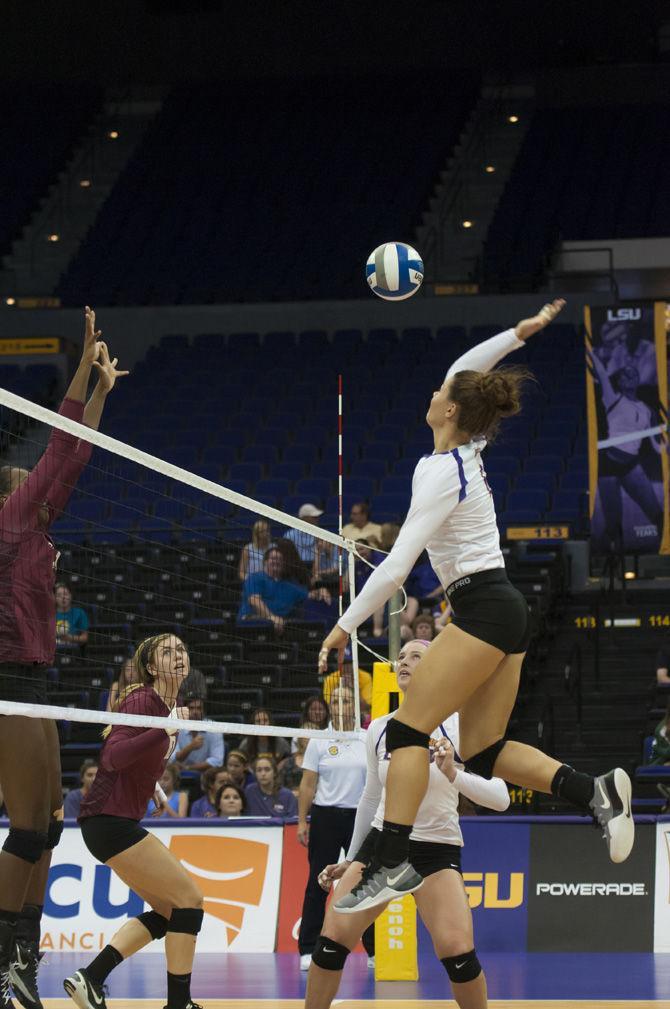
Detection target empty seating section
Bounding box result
[57,74,478,305]
[0,83,103,257]
[52,321,587,548]
[483,104,670,286]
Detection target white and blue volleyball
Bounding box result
[366,242,424,301]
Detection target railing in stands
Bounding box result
[564,641,583,743]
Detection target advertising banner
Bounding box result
[0,822,284,954]
[585,303,670,555]
[460,820,530,952]
[528,821,655,952]
[655,819,670,952]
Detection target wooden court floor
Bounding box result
[43,1000,665,1008]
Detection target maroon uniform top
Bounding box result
[80,687,172,822]
[0,398,92,665]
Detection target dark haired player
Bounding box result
[63,634,204,1009]
[319,301,634,913]
[0,310,126,1009]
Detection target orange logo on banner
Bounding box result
[169,835,269,946]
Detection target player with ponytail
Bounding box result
[318,300,635,914]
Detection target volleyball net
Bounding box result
[0,386,382,745]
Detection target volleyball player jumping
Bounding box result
[0,309,127,1009]
[306,639,508,1009]
[319,301,635,914]
[63,634,204,1009]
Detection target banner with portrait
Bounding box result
[585,303,670,555]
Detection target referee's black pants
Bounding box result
[298,804,374,956]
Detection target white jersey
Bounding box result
[338,328,523,634]
[346,712,509,856]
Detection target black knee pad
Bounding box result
[3,829,48,864]
[442,949,482,983]
[311,935,350,971]
[137,910,169,940]
[45,818,64,851]
[385,717,430,753]
[464,739,507,779]
[167,907,204,936]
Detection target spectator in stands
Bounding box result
[238,519,274,580]
[55,582,89,649]
[226,749,255,789]
[238,546,330,633]
[656,645,670,686]
[407,551,444,610]
[300,695,330,731]
[63,759,98,818]
[217,783,248,818]
[650,702,670,766]
[239,707,290,766]
[170,694,224,771]
[107,656,140,711]
[147,765,189,818]
[274,537,311,587]
[178,664,208,703]
[279,736,309,794]
[297,685,372,970]
[323,646,372,711]
[190,767,231,818]
[285,504,339,587]
[341,501,382,543]
[245,756,298,818]
[411,612,437,642]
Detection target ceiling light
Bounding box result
[79,179,92,188]
[508,115,519,124]
[108,130,119,139]
[4,297,15,306]
[47,233,60,242]
[485,164,496,173]
[462,220,473,229]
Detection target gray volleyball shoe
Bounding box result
[590,767,634,863]
[334,858,423,913]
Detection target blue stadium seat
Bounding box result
[201,445,239,467]
[243,445,278,465]
[484,456,521,477]
[523,455,564,477]
[255,478,290,500]
[486,474,510,497]
[393,458,419,478]
[381,475,413,495]
[561,471,588,492]
[374,493,410,518]
[344,477,376,499]
[567,455,589,474]
[350,459,388,480]
[67,500,108,523]
[227,332,261,351]
[274,462,305,482]
[229,463,262,484]
[550,490,586,514]
[362,442,398,462]
[515,473,555,496]
[295,477,333,501]
[506,490,549,513]
[500,509,544,526]
[192,332,226,351]
[284,444,318,464]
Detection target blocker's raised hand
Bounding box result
[92,341,129,394]
[514,298,566,342]
[318,623,349,674]
[82,305,102,365]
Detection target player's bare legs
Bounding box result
[305,861,386,1009]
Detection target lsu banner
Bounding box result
[0,823,284,954]
[585,303,670,554]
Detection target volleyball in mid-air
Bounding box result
[366,241,424,301]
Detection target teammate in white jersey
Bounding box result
[305,640,508,1009]
[318,301,634,914]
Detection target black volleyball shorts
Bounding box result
[447,568,531,654]
[81,814,149,863]
[0,663,48,705]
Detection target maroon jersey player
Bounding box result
[64,634,205,1009]
[0,311,127,1009]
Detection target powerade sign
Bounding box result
[460,820,529,952]
[528,822,655,952]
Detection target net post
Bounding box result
[347,546,361,730]
[388,589,403,663]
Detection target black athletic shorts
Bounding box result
[80,814,149,863]
[446,568,531,654]
[353,827,462,877]
[0,663,48,704]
